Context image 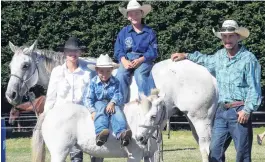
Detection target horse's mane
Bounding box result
[19,46,65,73]
[35,49,65,73]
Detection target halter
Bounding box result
[138,101,167,162]
[10,52,41,118]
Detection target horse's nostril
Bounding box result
[11,92,17,99]
[139,137,144,142]
[142,141,147,145]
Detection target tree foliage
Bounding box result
[1,1,265,111]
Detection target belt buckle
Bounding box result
[226,103,232,108]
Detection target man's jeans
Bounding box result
[94,101,127,138]
[115,52,156,103]
[209,104,253,162]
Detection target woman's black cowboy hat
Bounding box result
[57,36,87,52]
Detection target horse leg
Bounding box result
[187,115,211,162]
[47,137,73,162]
[144,156,154,162]
[185,114,199,144]
[127,155,142,162]
[50,150,68,162]
[17,121,21,132]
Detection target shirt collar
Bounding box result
[95,76,115,85]
[63,59,84,73]
[128,25,149,33]
[224,45,245,60]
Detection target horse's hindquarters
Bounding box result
[152,59,218,114]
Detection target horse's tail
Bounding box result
[31,113,46,162]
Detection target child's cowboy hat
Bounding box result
[96,54,115,68]
[212,20,250,41]
[119,0,152,18]
[87,54,119,71]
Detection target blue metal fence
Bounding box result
[1,118,6,162]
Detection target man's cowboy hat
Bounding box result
[119,0,152,18]
[57,36,87,52]
[212,20,250,41]
[87,54,119,71]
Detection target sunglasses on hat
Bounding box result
[220,27,236,32]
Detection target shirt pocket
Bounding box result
[138,36,149,51]
[95,88,103,99]
[108,91,114,99]
[230,68,246,87]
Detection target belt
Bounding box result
[224,101,244,109]
[130,51,143,55]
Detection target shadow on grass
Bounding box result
[6,131,33,139]
[163,148,197,152]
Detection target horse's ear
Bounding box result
[150,89,160,96]
[24,40,38,55]
[9,41,18,53]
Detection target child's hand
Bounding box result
[91,112,96,120]
[132,57,144,68]
[106,102,115,114]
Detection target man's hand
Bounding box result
[171,53,187,62]
[237,110,250,124]
[91,112,96,120]
[121,57,133,69]
[132,57,144,68]
[106,102,115,114]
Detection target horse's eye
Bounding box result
[22,64,30,69]
[151,115,156,119]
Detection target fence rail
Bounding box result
[1,111,265,134]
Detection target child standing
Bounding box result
[83,54,132,147]
[115,0,158,103]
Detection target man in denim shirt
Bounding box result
[83,54,132,147]
[171,20,262,162]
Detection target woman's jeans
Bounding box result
[209,104,253,162]
[115,52,156,103]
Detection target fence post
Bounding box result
[1,118,6,162]
[166,119,170,139]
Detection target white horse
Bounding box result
[6,41,218,162]
[32,91,167,162]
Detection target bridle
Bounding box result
[10,52,41,117]
[138,101,167,161]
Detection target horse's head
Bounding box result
[9,107,20,125]
[135,89,167,145]
[6,40,39,105]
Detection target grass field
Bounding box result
[6,128,265,162]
